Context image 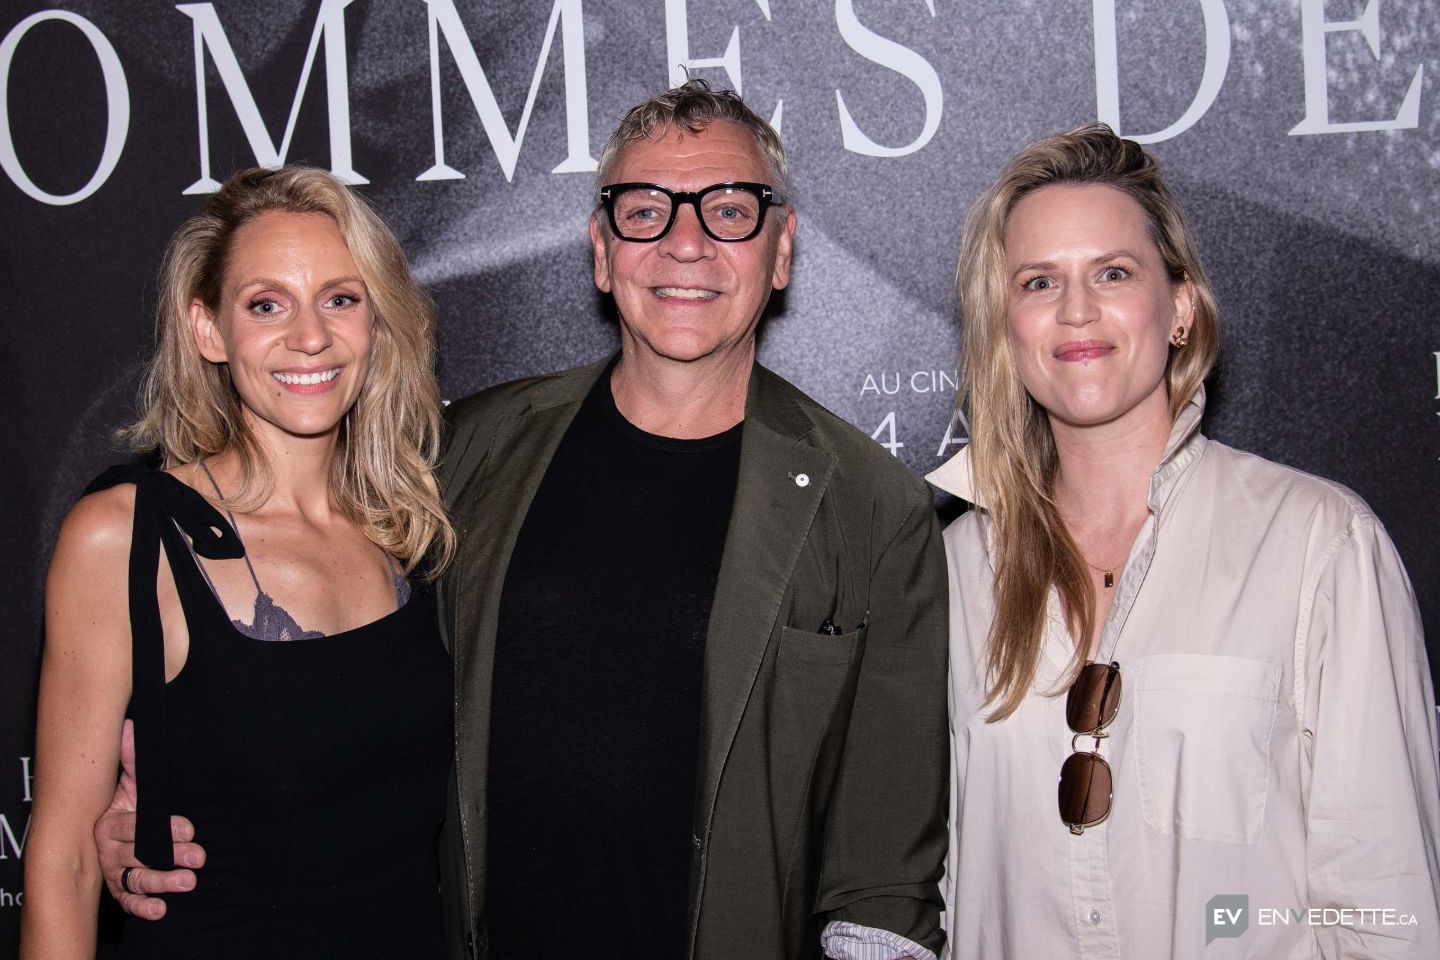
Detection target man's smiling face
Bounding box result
[590,120,795,365]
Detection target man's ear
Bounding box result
[770,207,797,291]
[190,300,227,363]
[589,213,612,294]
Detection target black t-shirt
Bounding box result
[486,365,742,957]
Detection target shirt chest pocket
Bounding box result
[1134,653,1282,845]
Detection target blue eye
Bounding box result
[1023,276,1054,291]
[249,298,280,316]
[701,194,758,227]
[1100,266,1130,282]
[326,294,359,309]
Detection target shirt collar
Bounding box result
[926,386,1209,512]
[1146,384,1207,512]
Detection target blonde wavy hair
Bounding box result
[956,123,1219,720]
[119,166,454,576]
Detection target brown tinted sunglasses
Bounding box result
[1059,661,1122,835]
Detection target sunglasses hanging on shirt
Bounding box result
[1058,660,1122,834]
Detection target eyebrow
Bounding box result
[1009,260,1055,280]
[236,275,367,292]
[1009,250,1143,280]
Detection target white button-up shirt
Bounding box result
[928,391,1440,959]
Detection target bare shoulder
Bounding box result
[56,484,135,554]
[44,483,135,679]
[49,484,136,584]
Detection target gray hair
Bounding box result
[596,78,791,203]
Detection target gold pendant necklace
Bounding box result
[1081,555,1127,589]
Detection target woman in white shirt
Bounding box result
[929,122,1440,959]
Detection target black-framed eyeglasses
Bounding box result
[1058,660,1122,835]
[598,181,782,243]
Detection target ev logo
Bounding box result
[1206,894,1249,945]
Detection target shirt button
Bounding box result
[794,473,810,487]
[1089,908,1104,926]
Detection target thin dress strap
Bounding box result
[198,461,265,596]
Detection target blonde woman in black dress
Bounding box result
[22,167,455,958]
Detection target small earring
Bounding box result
[1170,326,1189,349]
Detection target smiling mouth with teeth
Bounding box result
[654,286,719,300]
[272,368,342,385]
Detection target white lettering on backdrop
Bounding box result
[419,0,594,183]
[834,0,943,157]
[0,1,1429,202]
[0,9,129,205]
[177,0,364,194]
[1289,0,1423,135]
[1093,0,1231,144]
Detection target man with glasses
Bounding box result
[437,79,948,959]
[95,80,948,960]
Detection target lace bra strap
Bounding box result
[382,549,412,607]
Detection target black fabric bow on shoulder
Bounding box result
[83,464,244,868]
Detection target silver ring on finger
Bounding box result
[121,866,138,895]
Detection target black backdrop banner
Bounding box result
[2,0,1436,950]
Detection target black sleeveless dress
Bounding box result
[89,467,452,958]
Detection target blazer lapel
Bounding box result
[442,355,609,925]
[693,365,837,843]
[445,358,610,671]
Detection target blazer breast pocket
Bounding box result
[1134,653,1281,845]
[775,622,864,666]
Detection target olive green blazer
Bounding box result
[435,356,948,959]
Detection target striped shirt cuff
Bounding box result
[821,920,937,960]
